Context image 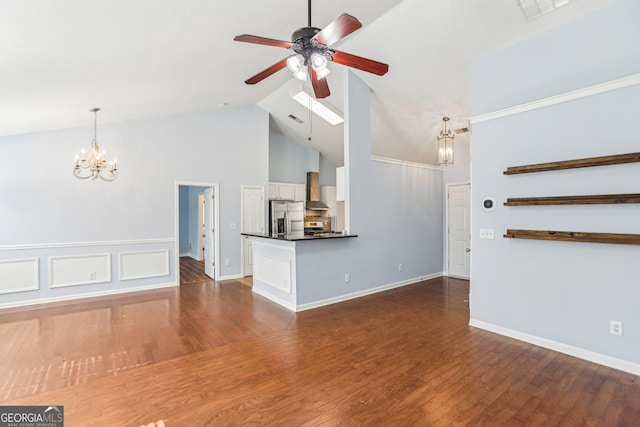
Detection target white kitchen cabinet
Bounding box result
[268,182,298,200]
[268,183,278,200]
[294,184,306,202]
[336,166,345,202]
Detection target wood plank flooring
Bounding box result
[179,256,210,285]
[0,277,638,426]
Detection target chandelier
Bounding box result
[73,108,118,181]
[437,116,455,166]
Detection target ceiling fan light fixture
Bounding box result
[310,53,328,70]
[286,54,304,73]
[315,66,330,79]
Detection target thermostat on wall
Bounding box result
[482,197,496,211]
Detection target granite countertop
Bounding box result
[241,232,357,241]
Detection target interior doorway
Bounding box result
[176,182,219,285]
[446,183,471,279]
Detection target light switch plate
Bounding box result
[479,228,494,239]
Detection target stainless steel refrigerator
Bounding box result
[269,200,304,236]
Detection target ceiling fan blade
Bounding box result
[244,58,288,85]
[310,67,330,99]
[331,50,389,76]
[234,34,294,49]
[311,13,362,47]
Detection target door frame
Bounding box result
[175,181,220,284]
[445,181,471,279]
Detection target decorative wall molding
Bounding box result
[0,238,175,252]
[0,258,39,295]
[49,253,111,288]
[470,72,640,125]
[469,319,640,376]
[295,272,443,312]
[371,155,442,171]
[0,281,177,311]
[253,254,292,294]
[119,250,170,281]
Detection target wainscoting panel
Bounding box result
[119,250,170,281]
[0,258,39,295]
[49,254,111,288]
[253,254,291,294]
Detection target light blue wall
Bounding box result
[269,128,338,184]
[178,185,208,259]
[0,106,269,306]
[470,0,640,367]
[295,71,443,304]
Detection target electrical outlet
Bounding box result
[225,259,231,266]
[479,228,494,239]
[610,320,623,336]
[89,272,96,280]
[398,263,403,272]
[189,242,192,250]
[344,273,350,283]
[230,223,237,230]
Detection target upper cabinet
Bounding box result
[294,184,306,202]
[269,181,299,200]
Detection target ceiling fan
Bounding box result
[234,0,389,99]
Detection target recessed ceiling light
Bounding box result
[292,91,344,126]
[518,0,573,21]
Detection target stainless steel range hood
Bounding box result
[306,171,329,211]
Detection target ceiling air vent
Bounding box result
[288,114,303,124]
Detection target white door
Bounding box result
[204,187,215,279]
[448,184,470,279]
[242,187,264,276]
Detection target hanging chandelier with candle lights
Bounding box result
[73,108,118,181]
[437,116,454,166]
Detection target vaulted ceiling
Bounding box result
[0,0,613,165]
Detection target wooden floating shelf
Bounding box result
[504,193,640,206]
[504,229,640,245]
[504,152,640,175]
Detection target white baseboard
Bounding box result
[217,274,243,281]
[469,319,640,376]
[295,272,443,312]
[0,282,178,311]
[251,287,297,312]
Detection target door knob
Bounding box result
[466,248,471,252]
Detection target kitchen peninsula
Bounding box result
[241,231,357,311]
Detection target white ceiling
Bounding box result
[0,0,613,165]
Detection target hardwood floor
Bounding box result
[179,256,209,285]
[0,277,638,425]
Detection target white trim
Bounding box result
[470,72,640,124]
[0,258,39,295]
[295,273,443,312]
[175,182,220,283]
[217,273,244,281]
[0,281,178,311]
[371,155,442,171]
[119,249,170,281]
[0,238,175,252]
[250,238,296,251]
[49,253,112,288]
[469,319,640,376]
[251,286,297,312]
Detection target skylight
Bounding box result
[518,0,573,21]
[292,91,344,126]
